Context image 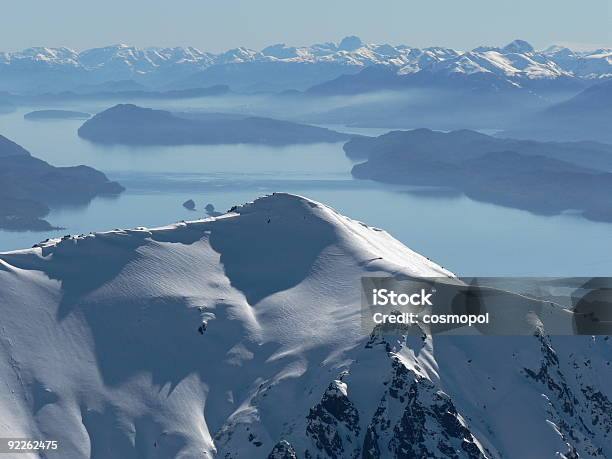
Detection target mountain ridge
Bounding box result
[503,79,612,143]
[1,37,610,93]
[1,193,610,458]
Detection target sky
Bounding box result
[1,0,611,52]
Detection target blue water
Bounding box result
[1,104,612,277]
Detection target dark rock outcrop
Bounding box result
[268,440,299,459]
[182,199,196,211]
[363,357,487,459]
[306,380,361,459]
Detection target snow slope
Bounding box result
[0,193,610,458]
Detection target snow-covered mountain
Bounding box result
[0,37,610,93]
[0,193,610,458]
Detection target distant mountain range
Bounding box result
[1,37,610,93]
[504,79,612,143]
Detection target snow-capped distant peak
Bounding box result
[502,39,535,54]
[1,37,611,93]
[543,44,574,55]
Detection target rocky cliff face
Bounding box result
[268,330,611,459]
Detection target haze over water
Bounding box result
[2,103,612,277]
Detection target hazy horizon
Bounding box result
[1,0,611,53]
[1,37,611,54]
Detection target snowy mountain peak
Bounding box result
[261,43,300,59]
[1,194,611,458]
[543,44,574,56]
[231,192,329,216]
[502,39,535,54]
[13,193,451,282]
